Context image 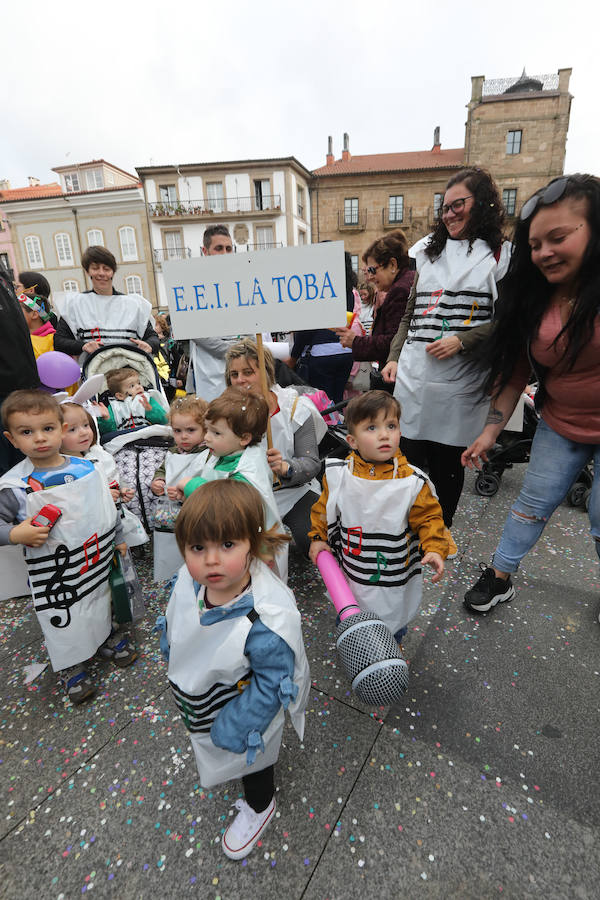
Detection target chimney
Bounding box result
[0,178,11,191]
[342,132,351,162]
[28,176,40,187]
[432,126,441,153]
[326,136,334,166]
[470,74,485,104]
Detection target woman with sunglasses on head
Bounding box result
[381,168,511,551]
[463,174,600,615]
[334,230,414,393]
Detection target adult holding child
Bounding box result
[334,231,414,391]
[382,168,511,548]
[54,246,159,358]
[463,174,600,614]
[225,338,323,557]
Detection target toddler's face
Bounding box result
[118,375,144,399]
[347,410,401,463]
[185,538,251,605]
[171,413,205,452]
[204,417,249,458]
[61,407,94,456]
[4,410,66,465]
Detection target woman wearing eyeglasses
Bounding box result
[462,174,600,614]
[334,230,414,393]
[381,168,510,549]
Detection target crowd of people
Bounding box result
[1,168,598,861]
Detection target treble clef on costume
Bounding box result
[44,544,78,629]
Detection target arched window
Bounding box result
[24,235,44,267]
[55,233,74,266]
[125,275,143,295]
[87,229,104,247]
[63,280,79,292]
[119,226,138,262]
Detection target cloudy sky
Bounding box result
[4,0,596,187]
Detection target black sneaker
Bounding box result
[464,565,515,613]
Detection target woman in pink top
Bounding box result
[461,174,600,614]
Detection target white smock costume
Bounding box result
[86,444,148,547]
[324,456,437,633]
[60,291,153,362]
[165,558,310,788]
[269,385,326,519]
[199,445,288,582]
[104,391,169,431]
[395,237,511,446]
[0,458,117,671]
[152,448,210,582]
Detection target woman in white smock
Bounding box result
[382,168,511,533]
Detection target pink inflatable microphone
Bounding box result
[316,551,408,705]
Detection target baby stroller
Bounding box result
[81,344,172,535]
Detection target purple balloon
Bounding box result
[37,351,81,389]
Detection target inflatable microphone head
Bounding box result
[316,551,409,705]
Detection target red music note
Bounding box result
[80,533,100,574]
[463,300,479,325]
[90,327,102,344]
[422,289,443,316]
[343,526,363,556]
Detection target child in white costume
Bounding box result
[158,479,310,860]
[0,390,137,705]
[177,388,288,581]
[309,391,449,641]
[98,367,169,435]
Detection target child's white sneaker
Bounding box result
[222,797,276,859]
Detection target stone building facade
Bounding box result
[311,68,572,269]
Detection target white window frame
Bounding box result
[63,279,79,292]
[350,254,359,273]
[86,228,104,247]
[125,274,143,295]
[55,232,74,266]
[206,182,225,213]
[119,226,138,262]
[433,193,443,217]
[64,172,80,192]
[255,225,274,250]
[24,235,44,267]
[344,198,359,225]
[297,184,305,219]
[388,195,404,224]
[86,168,104,190]
[502,188,518,216]
[506,130,522,155]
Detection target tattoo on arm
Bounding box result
[486,407,504,425]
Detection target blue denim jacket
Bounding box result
[155,579,296,764]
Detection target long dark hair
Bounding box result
[481,173,600,397]
[425,167,505,261]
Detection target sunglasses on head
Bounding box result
[520,177,569,221]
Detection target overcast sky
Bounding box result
[4,0,597,188]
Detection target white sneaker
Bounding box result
[222,797,276,859]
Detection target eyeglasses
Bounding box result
[440,196,473,217]
[366,264,384,275]
[520,177,569,221]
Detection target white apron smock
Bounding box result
[61,291,152,356]
[202,445,288,583]
[188,337,239,402]
[152,449,210,582]
[269,386,322,519]
[86,444,148,547]
[166,559,310,788]
[0,459,116,671]
[324,457,435,633]
[395,238,511,446]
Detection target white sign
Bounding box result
[163,242,347,340]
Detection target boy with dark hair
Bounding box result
[0,390,136,703]
[309,390,449,643]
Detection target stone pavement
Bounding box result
[0,466,598,899]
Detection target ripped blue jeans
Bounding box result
[492,418,600,573]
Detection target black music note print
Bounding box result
[80,533,100,574]
[44,545,78,629]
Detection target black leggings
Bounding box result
[400,437,466,528]
[243,765,274,813]
[283,490,320,558]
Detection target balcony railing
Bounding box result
[153,247,192,263]
[382,207,407,228]
[149,195,281,218]
[337,209,367,231]
[246,242,283,251]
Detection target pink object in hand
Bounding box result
[316,551,360,621]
